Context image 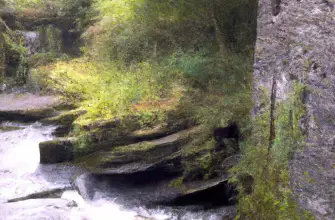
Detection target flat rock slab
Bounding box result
[0,94,60,111]
[0,94,61,121]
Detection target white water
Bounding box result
[0,122,228,220]
[0,122,57,201]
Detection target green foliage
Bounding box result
[231,82,314,220]
[174,52,254,131]
[32,58,183,126]
[27,52,62,68]
[169,177,187,192]
[84,0,257,62]
[2,31,29,82]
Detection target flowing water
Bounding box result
[0,122,231,220]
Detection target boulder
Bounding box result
[72,173,96,200]
[39,138,75,164]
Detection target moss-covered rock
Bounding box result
[39,138,76,164]
[75,129,189,173]
[41,109,87,137]
[73,114,196,156]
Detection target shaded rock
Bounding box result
[39,138,75,164]
[167,176,233,207]
[72,173,96,200]
[73,171,233,208]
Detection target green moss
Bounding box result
[231,81,315,220]
[112,141,156,154]
[169,176,187,193]
[75,151,116,171]
[199,153,212,171]
[42,109,87,126]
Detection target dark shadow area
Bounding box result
[166,181,236,208]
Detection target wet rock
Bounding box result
[72,173,96,200]
[7,186,73,203]
[39,138,75,164]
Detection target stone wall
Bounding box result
[253,0,334,219]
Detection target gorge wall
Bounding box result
[253,0,334,219]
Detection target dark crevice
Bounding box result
[165,181,237,208]
[271,0,282,16]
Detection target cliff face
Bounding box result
[0,18,6,82]
[253,0,334,219]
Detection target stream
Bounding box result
[0,121,233,220]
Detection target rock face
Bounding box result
[254,0,335,219]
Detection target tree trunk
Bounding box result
[267,72,277,159]
[0,33,5,82]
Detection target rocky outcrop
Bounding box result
[41,109,87,137]
[254,0,335,219]
[73,172,233,208]
[72,126,240,208]
[39,138,75,164]
[75,129,190,173]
